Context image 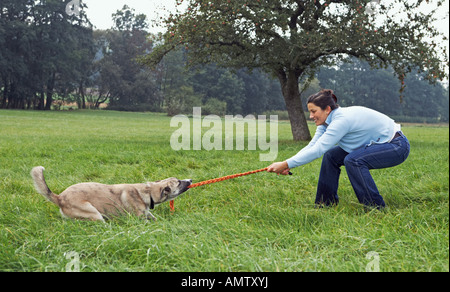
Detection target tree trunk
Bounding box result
[37,90,45,110]
[79,80,86,109]
[45,89,53,110]
[277,69,311,141]
[45,72,56,111]
[1,79,8,109]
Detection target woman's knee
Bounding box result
[344,154,362,168]
[323,146,348,166]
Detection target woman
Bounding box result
[267,89,410,209]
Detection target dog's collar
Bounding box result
[150,196,155,210]
[146,182,155,209]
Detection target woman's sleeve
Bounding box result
[286,119,349,168]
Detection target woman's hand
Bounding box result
[267,161,291,175]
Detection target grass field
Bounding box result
[0,109,448,272]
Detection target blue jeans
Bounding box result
[316,132,410,208]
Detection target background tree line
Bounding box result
[1,1,448,122]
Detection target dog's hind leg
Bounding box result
[61,201,105,222]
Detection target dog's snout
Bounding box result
[180,179,192,185]
[178,179,192,193]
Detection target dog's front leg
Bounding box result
[145,209,157,221]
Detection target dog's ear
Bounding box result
[161,186,170,198]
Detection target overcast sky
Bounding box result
[83,0,448,33]
[83,0,184,32]
[82,0,448,64]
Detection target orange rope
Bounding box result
[188,167,269,189]
[169,167,269,211]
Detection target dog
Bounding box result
[31,166,191,222]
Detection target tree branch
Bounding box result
[289,1,305,30]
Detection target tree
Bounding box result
[318,57,449,121]
[112,5,149,32]
[99,6,160,111]
[142,0,448,140]
[0,0,35,109]
[157,48,197,115]
[156,48,286,115]
[401,72,449,122]
[31,0,93,110]
[318,57,401,114]
[191,64,245,113]
[0,0,93,110]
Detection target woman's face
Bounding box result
[308,103,331,126]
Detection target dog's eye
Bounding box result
[164,186,171,193]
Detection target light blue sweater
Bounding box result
[286,106,399,169]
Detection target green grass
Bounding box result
[0,109,448,272]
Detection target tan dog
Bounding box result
[31,166,191,222]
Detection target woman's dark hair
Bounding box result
[307,89,339,110]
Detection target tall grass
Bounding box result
[0,110,448,271]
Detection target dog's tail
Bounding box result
[31,166,60,206]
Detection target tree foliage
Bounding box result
[319,57,449,122]
[142,0,449,140]
[1,1,447,126]
[0,0,94,110]
[97,5,160,111]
